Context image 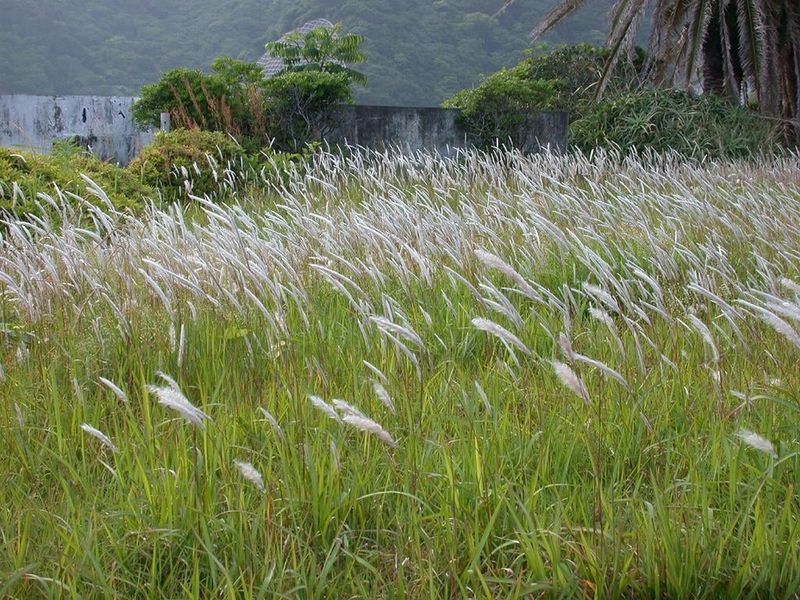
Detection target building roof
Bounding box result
[257,19,335,78]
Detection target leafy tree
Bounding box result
[131,58,269,149]
[506,0,799,143]
[261,70,354,150]
[266,23,368,86]
[260,23,366,150]
[444,66,559,147]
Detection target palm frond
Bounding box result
[717,0,743,99]
[596,0,648,97]
[735,0,766,101]
[683,0,713,86]
[530,0,592,40]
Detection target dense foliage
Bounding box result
[570,89,778,159]
[0,0,610,106]
[132,24,364,153]
[0,144,153,219]
[128,128,305,199]
[128,129,252,199]
[445,44,777,157]
[131,58,270,149]
[443,68,559,148]
[519,0,800,144]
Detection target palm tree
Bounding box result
[499,0,799,142]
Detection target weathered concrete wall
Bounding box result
[0,94,154,165]
[1,96,567,164]
[328,105,568,156]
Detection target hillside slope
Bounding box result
[1,0,608,106]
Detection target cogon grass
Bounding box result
[0,147,799,598]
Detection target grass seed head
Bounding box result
[233,459,266,492]
[80,423,118,453]
[551,361,591,405]
[735,429,777,457]
[148,383,210,429]
[342,414,397,448]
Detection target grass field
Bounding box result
[2,147,800,598]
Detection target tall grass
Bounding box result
[1,147,800,597]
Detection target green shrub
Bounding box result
[127,128,306,199]
[0,143,153,220]
[262,23,366,151]
[127,129,251,199]
[519,43,643,116]
[262,70,354,151]
[443,68,560,148]
[570,88,779,158]
[131,58,270,150]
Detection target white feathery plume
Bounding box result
[342,414,397,447]
[156,371,182,392]
[363,360,389,385]
[583,283,620,313]
[474,380,492,414]
[233,459,266,492]
[372,380,395,413]
[551,361,591,405]
[557,332,576,362]
[589,306,625,355]
[330,439,340,472]
[765,300,800,324]
[177,323,186,369]
[781,278,800,297]
[757,311,800,348]
[474,248,540,301]
[333,398,367,419]
[80,423,118,453]
[257,406,285,440]
[471,317,531,356]
[573,353,630,390]
[370,315,425,349]
[148,382,210,429]
[735,429,777,457]
[309,395,341,421]
[98,377,128,403]
[589,306,616,329]
[686,313,720,363]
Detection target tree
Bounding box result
[261,70,354,150]
[266,23,368,86]
[503,0,800,143]
[261,23,367,150]
[131,58,269,148]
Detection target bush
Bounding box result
[131,58,270,150]
[0,143,153,220]
[127,129,251,199]
[262,70,354,151]
[519,44,643,117]
[443,68,560,148]
[570,88,779,159]
[127,128,306,200]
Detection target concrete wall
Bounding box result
[0,94,154,165]
[328,105,568,156]
[0,95,567,164]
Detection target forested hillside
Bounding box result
[1,0,607,106]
